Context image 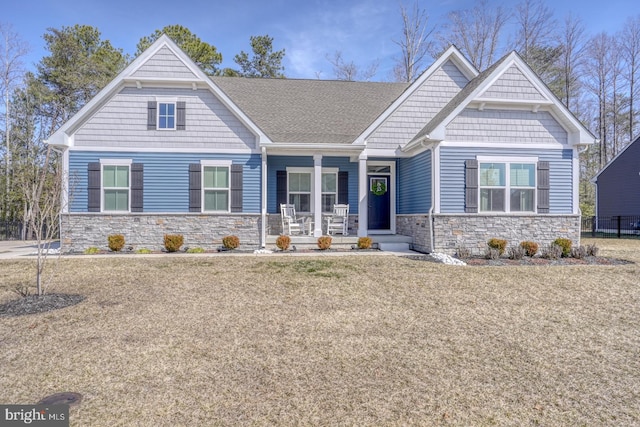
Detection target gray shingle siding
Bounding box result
[131,45,197,79]
[481,65,546,100]
[367,60,469,149]
[74,87,256,149]
[445,109,568,144]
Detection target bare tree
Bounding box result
[393,0,435,82]
[0,23,29,222]
[585,32,616,168]
[514,0,556,61]
[556,13,587,112]
[326,51,378,81]
[15,144,64,295]
[441,0,510,70]
[620,15,640,141]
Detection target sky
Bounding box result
[2,0,638,81]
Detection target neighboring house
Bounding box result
[592,135,640,220]
[46,35,595,254]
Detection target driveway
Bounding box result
[0,241,60,259]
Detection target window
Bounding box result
[321,172,337,212]
[288,172,311,212]
[103,165,129,211]
[203,166,229,211]
[158,102,175,129]
[479,161,535,212]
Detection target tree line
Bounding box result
[1,0,638,232]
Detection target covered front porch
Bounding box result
[264,233,413,251]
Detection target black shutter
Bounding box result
[537,161,550,213]
[87,162,101,212]
[276,170,287,208]
[131,163,144,212]
[147,101,157,130]
[176,101,186,130]
[189,164,201,212]
[230,164,243,212]
[338,171,349,204]
[465,160,478,213]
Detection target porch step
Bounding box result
[377,242,411,252]
[371,235,412,252]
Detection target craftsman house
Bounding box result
[46,35,595,254]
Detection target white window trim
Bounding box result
[286,167,339,213]
[201,161,232,213]
[100,159,132,213]
[477,156,538,214]
[156,97,177,131]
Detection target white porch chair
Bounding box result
[326,204,349,235]
[280,204,305,235]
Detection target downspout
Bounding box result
[260,147,267,248]
[428,145,435,253]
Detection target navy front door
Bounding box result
[368,175,391,230]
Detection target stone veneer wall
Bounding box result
[432,214,581,255]
[61,213,262,252]
[396,215,432,253]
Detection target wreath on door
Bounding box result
[371,179,387,196]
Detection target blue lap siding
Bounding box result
[69,151,261,213]
[439,147,574,214]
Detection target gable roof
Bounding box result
[407,51,596,148]
[591,135,640,182]
[46,35,269,148]
[211,77,408,144]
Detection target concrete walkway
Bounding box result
[0,240,418,260]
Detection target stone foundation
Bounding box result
[396,215,432,253]
[432,214,581,256]
[395,214,581,255]
[61,213,262,253]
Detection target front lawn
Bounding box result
[1,238,639,425]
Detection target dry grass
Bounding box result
[1,239,639,426]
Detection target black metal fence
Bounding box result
[581,216,640,238]
[0,221,23,240]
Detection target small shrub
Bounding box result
[487,238,508,255]
[317,236,332,250]
[519,241,539,257]
[485,247,501,260]
[456,245,472,259]
[553,238,572,257]
[357,237,373,249]
[84,246,100,255]
[508,246,525,260]
[222,235,240,250]
[164,234,184,252]
[275,235,291,251]
[586,244,599,257]
[541,243,562,260]
[571,245,588,259]
[136,248,152,254]
[187,247,205,253]
[108,234,125,252]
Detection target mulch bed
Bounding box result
[404,254,634,266]
[0,293,85,317]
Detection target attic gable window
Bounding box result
[147,100,186,130]
[158,102,175,129]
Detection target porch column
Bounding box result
[260,147,267,247]
[358,152,368,237]
[313,154,323,237]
